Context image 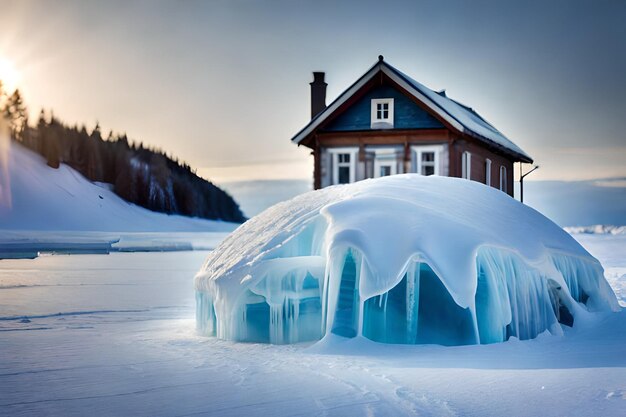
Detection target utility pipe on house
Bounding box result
[520,164,539,203]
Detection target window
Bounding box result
[337,153,351,184]
[462,151,471,179]
[377,102,389,119]
[373,148,398,178]
[374,158,397,178]
[412,145,443,176]
[329,148,357,185]
[421,152,436,176]
[485,159,492,186]
[379,165,391,177]
[371,98,394,128]
[500,166,507,193]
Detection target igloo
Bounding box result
[195,175,619,345]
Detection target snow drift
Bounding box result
[195,175,620,345]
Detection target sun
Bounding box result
[0,56,21,93]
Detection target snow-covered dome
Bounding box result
[195,175,619,345]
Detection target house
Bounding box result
[290,56,533,196]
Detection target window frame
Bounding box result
[485,159,492,186]
[499,165,507,193]
[328,147,358,185]
[462,151,472,180]
[370,98,394,128]
[411,145,443,176]
[373,149,398,178]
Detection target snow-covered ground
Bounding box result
[0,234,624,416]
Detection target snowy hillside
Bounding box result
[0,141,238,232]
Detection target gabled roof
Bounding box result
[291,57,533,163]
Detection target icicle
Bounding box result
[475,248,564,344]
[195,291,216,337]
[330,248,361,338]
[550,253,620,312]
[406,262,420,344]
[269,303,283,344]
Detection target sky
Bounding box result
[0,0,624,184]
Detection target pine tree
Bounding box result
[85,123,103,181]
[3,89,27,140]
[38,111,60,169]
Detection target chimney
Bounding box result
[310,72,327,119]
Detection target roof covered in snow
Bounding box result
[291,57,533,163]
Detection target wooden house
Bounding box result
[290,56,533,196]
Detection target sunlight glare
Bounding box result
[0,56,21,93]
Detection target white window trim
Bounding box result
[500,165,507,193]
[485,159,492,186]
[462,151,472,180]
[373,148,398,178]
[328,147,358,185]
[412,145,443,176]
[370,98,394,128]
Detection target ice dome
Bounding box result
[195,174,619,345]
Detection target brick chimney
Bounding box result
[310,72,327,119]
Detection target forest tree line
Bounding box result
[0,83,245,223]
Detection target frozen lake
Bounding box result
[1,236,625,416]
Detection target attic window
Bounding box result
[371,98,394,129]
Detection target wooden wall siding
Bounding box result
[323,85,444,132]
[313,145,321,190]
[319,148,331,188]
[314,130,515,195]
[318,129,449,147]
[314,130,451,189]
[450,138,514,196]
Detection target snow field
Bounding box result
[0,234,624,416]
[0,240,626,417]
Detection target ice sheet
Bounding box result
[0,231,230,259]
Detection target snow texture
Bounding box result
[1,236,625,416]
[0,141,237,232]
[196,175,619,345]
